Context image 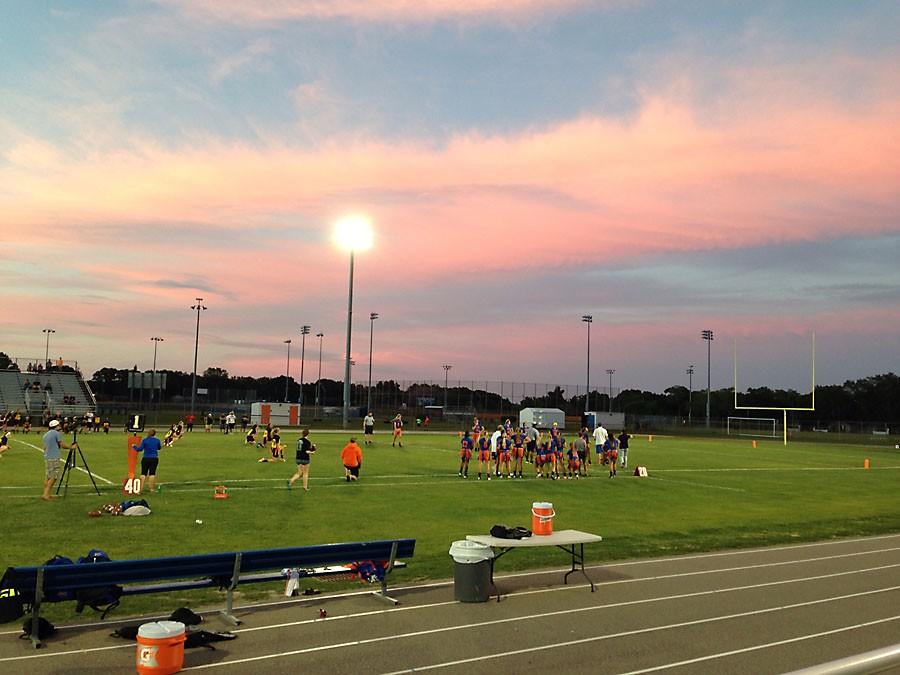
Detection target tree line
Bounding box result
[81,363,900,424]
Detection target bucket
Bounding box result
[136,621,186,675]
[531,501,555,536]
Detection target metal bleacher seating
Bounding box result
[0,370,95,418]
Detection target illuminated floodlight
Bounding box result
[333,215,374,252]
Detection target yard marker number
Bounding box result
[123,477,143,495]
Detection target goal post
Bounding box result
[727,416,778,438]
[733,333,816,446]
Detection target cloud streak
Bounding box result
[153,0,627,23]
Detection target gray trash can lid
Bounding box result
[449,540,494,563]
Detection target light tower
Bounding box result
[299,325,310,407]
[190,299,207,416]
[701,330,714,428]
[150,337,164,416]
[333,216,373,429]
[606,369,615,412]
[42,328,56,365]
[368,313,378,411]
[283,339,292,402]
[581,315,592,412]
[686,365,694,425]
[442,364,452,411]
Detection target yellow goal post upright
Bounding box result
[733,333,816,446]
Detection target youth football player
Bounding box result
[476,434,491,480]
[606,435,619,477]
[511,428,525,478]
[458,431,473,478]
[535,437,550,478]
[472,417,483,443]
[497,432,512,478]
[391,414,404,447]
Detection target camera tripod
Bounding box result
[56,428,101,496]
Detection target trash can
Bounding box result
[449,540,494,602]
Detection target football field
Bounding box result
[2,427,899,620]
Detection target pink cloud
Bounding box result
[152,0,625,23]
[3,86,898,288]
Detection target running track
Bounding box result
[1,533,899,674]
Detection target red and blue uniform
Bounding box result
[536,440,549,466]
[512,433,525,459]
[460,436,473,460]
[498,436,511,462]
[477,437,490,462]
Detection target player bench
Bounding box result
[9,538,415,648]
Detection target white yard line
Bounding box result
[11,438,114,484]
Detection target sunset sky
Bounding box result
[2,1,899,394]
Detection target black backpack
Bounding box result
[169,607,203,626]
[0,587,25,624]
[21,617,56,640]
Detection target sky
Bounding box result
[1,0,899,395]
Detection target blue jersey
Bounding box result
[460,437,474,452]
[134,436,162,459]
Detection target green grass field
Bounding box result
[2,427,900,620]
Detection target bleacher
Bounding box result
[0,369,96,418]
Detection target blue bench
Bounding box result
[10,538,415,647]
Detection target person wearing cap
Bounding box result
[42,419,77,501]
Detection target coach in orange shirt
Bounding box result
[341,437,363,482]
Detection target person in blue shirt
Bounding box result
[132,428,163,493]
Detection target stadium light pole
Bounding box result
[368,313,378,412]
[190,299,207,417]
[606,369,615,413]
[42,328,56,365]
[315,332,324,417]
[701,330,714,428]
[334,216,373,429]
[582,315,592,413]
[686,365,694,426]
[150,337,164,418]
[299,325,310,407]
[283,339,292,402]
[442,364,452,411]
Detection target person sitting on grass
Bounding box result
[258,442,285,462]
[341,437,363,482]
[245,424,257,445]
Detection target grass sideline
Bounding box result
[2,427,899,621]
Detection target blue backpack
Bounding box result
[74,549,122,618]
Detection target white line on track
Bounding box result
[385,613,900,674]
[8,561,898,666]
[183,584,900,671]
[12,439,114,484]
[618,614,900,674]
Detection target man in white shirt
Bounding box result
[363,412,375,445]
[490,426,503,478]
[592,424,608,466]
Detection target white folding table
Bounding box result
[466,529,602,601]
